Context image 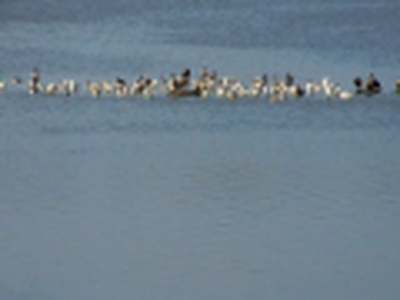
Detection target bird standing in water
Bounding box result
[395,80,400,94]
[353,76,363,94]
[28,68,41,94]
[0,70,5,91]
[365,73,381,94]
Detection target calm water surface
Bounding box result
[1,1,400,299]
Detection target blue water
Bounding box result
[1,1,400,300]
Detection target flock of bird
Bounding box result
[0,67,399,102]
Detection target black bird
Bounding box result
[353,76,363,94]
[285,73,294,87]
[365,73,381,94]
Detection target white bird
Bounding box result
[262,85,269,97]
[322,77,335,100]
[215,84,226,98]
[100,80,113,95]
[338,91,353,100]
[46,82,58,95]
[249,76,266,98]
[141,78,158,99]
[232,81,247,98]
[58,80,70,96]
[90,82,101,98]
[27,80,36,95]
[0,80,5,91]
[68,79,78,95]
[305,81,321,97]
[0,70,5,91]
[86,80,101,98]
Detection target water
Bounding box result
[1,1,400,299]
